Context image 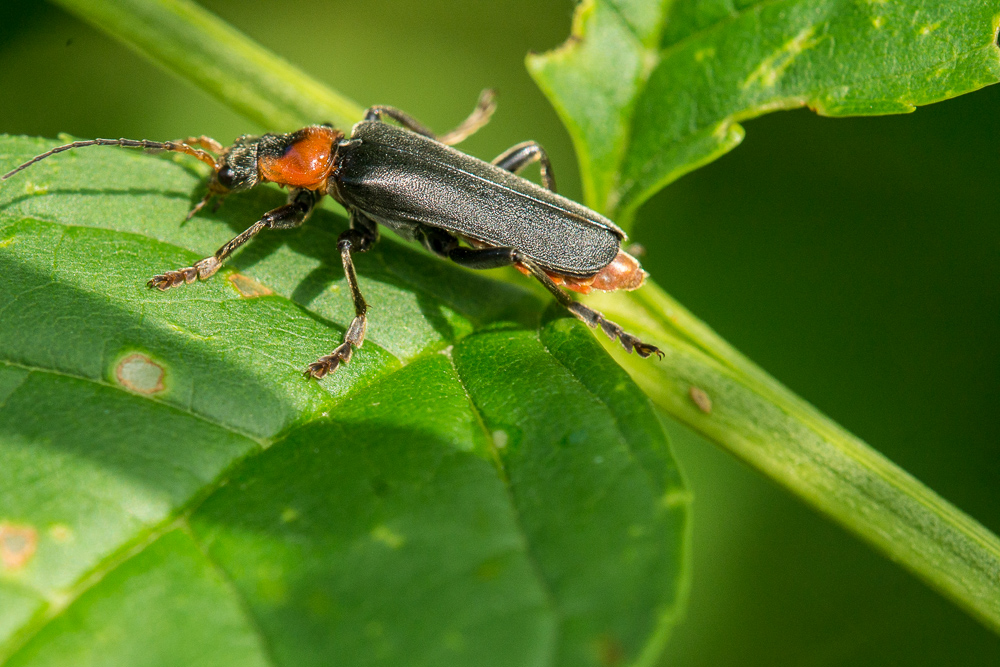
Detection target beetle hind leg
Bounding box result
[363,89,496,146]
[306,211,378,379]
[564,302,663,358]
[427,230,662,359]
[492,141,557,192]
[518,257,663,359]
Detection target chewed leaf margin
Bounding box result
[528,0,1000,224]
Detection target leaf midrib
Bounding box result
[443,349,561,666]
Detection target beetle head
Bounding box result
[213,135,261,193]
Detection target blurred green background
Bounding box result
[1,0,997,664]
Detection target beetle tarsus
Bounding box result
[147,256,220,290]
[306,342,354,379]
[565,301,660,357]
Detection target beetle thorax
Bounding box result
[257,126,343,191]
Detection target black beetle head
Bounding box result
[213,135,261,192]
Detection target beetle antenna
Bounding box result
[1,138,221,181]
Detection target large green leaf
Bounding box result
[528,0,1000,223]
[0,136,687,666]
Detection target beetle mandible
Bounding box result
[2,90,662,377]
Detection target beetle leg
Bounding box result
[306,211,379,379]
[180,135,224,153]
[446,246,520,269]
[492,141,557,193]
[148,189,318,290]
[363,89,496,146]
[518,257,664,359]
[439,90,497,145]
[431,236,662,358]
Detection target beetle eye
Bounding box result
[216,165,236,189]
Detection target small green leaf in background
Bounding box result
[528,0,1000,224]
[0,136,687,666]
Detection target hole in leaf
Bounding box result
[0,523,38,570]
[115,353,165,394]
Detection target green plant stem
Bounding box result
[53,0,362,131]
[53,0,1000,633]
[587,285,1000,632]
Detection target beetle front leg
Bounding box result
[492,141,557,192]
[148,189,318,290]
[518,258,663,359]
[306,212,378,379]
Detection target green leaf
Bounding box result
[525,0,1000,632]
[527,0,1000,223]
[0,136,687,666]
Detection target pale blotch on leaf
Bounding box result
[23,182,49,196]
[371,524,405,549]
[115,353,165,394]
[492,430,509,449]
[228,273,273,298]
[48,524,73,543]
[280,507,299,523]
[0,522,38,570]
[663,488,694,509]
[742,26,820,89]
[689,385,712,414]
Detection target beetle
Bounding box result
[2,90,662,378]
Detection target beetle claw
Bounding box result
[305,342,354,379]
[147,267,197,290]
[633,342,664,359]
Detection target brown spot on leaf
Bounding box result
[229,273,273,298]
[116,353,165,394]
[476,556,506,581]
[594,634,625,667]
[0,523,38,569]
[689,385,713,414]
